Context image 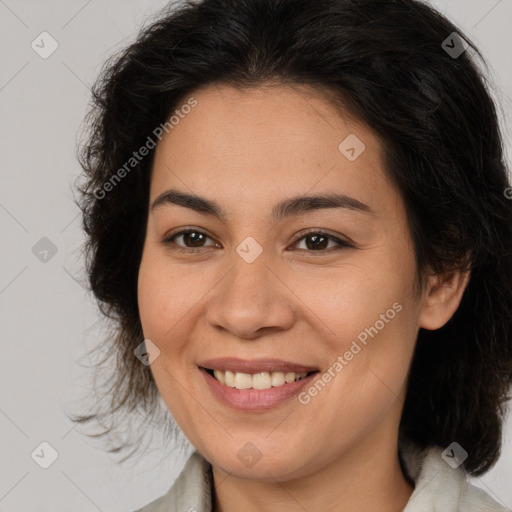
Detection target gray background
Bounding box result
[1,0,511,510]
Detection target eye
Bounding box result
[163,228,219,252]
[289,230,354,253]
[163,227,354,254]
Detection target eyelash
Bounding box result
[162,228,354,254]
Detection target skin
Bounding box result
[137,83,470,512]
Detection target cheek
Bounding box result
[137,260,168,339]
[297,242,418,403]
[298,256,414,349]
[137,251,201,427]
[137,248,202,339]
[297,306,417,452]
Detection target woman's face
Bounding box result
[138,83,426,480]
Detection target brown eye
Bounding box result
[163,229,219,251]
[163,228,353,254]
[291,231,353,253]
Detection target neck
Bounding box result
[211,432,415,512]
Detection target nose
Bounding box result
[205,249,296,340]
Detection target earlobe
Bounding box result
[418,268,471,331]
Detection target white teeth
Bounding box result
[210,370,309,389]
[234,372,252,389]
[270,371,285,387]
[252,372,272,390]
[224,370,236,387]
[284,372,296,384]
[213,369,225,385]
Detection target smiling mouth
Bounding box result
[202,368,319,390]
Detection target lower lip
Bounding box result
[199,368,317,411]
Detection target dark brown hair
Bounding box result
[73,0,512,476]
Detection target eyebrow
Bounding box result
[151,188,375,221]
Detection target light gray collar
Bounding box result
[135,438,509,511]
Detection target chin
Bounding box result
[205,441,316,482]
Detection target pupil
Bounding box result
[185,231,204,247]
[307,234,327,250]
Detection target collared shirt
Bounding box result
[133,438,511,511]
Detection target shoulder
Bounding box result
[461,483,511,512]
[400,438,510,512]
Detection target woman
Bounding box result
[75,0,512,510]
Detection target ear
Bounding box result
[418,267,471,330]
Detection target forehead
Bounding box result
[155,82,378,157]
[150,83,401,222]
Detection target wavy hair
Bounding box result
[73,0,512,476]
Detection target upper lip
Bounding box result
[199,357,319,374]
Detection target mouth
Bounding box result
[198,357,320,388]
[201,367,319,389]
[197,357,321,410]
[199,367,321,411]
